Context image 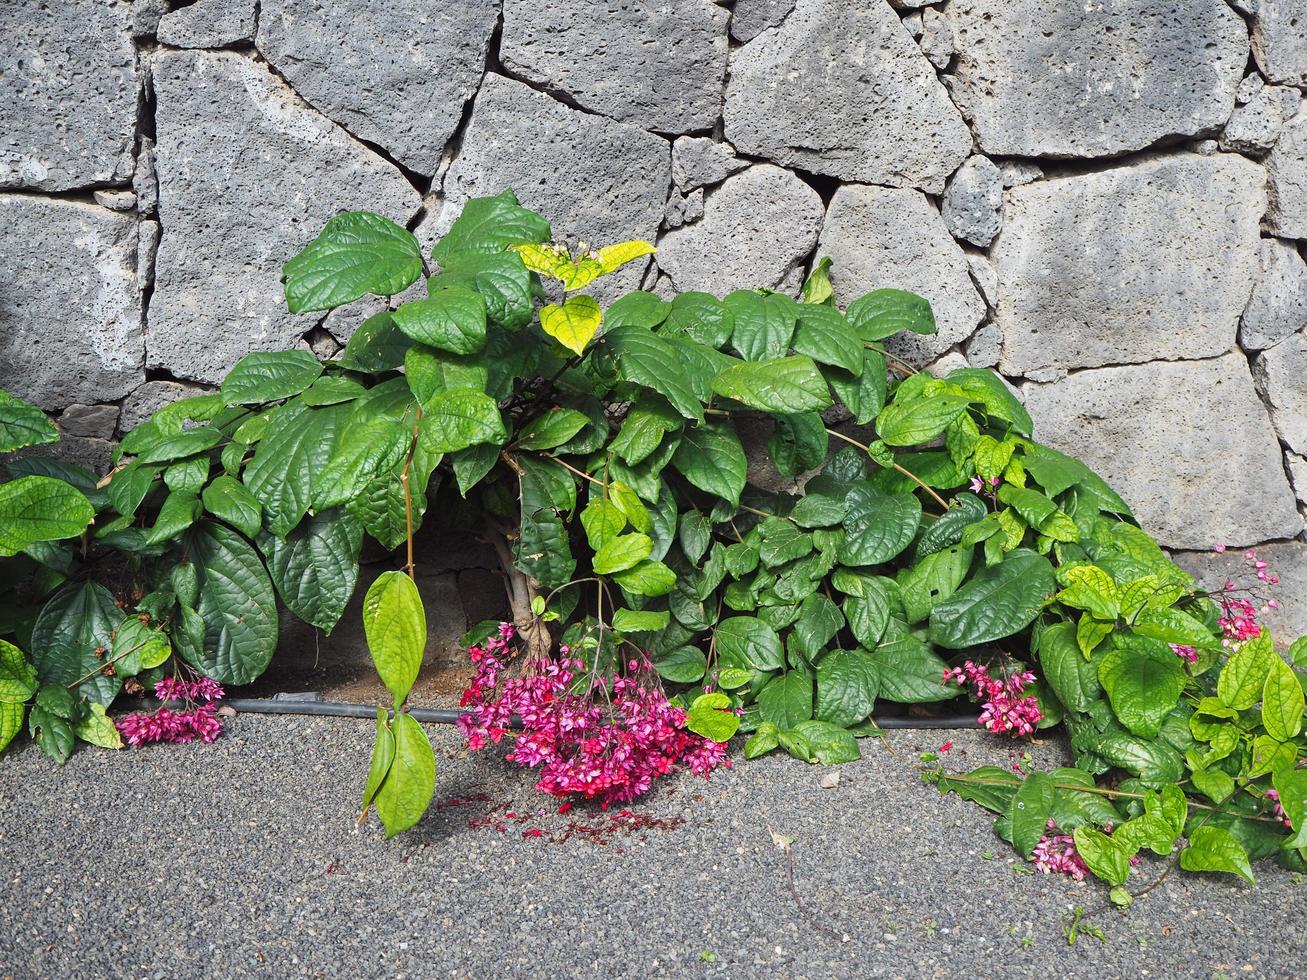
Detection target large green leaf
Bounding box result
[711,355,832,414]
[671,421,747,506]
[865,629,955,702]
[283,211,423,313]
[725,290,797,361]
[515,457,576,589]
[792,305,863,374]
[362,708,395,811]
[1098,635,1186,738]
[1036,621,1101,713]
[432,189,551,264]
[1218,633,1277,711]
[392,287,488,355]
[839,484,921,566]
[0,389,57,452]
[664,291,734,348]
[601,325,704,422]
[757,671,813,729]
[815,650,878,728]
[0,640,38,704]
[0,476,95,557]
[1262,655,1304,741]
[186,521,279,685]
[928,549,1054,649]
[845,288,936,341]
[947,368,1033,435]
[261,510,363,634]
[517,408,590,451]
[337,311,414,372]
[375,712,436,839]
[1010,772,1056,858]
[715,616,784,671]
[876,393,972,447]
[429,250,534,330]
[30,582,122,705]
[417,389,506,454]
[605,291,670,330]
[610,396,682,466]
[363,570,427,705]
[897,545,971,624]
[826,350,887,425]
[592,532,653,575]
[220,351,323,406]
[789,720,860,765]
[1179,826,1254,884]
[200,475,264,538]
[243,400,350,537]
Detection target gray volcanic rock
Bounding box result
[1023,355,1301,549]
[257,0,498,175]
[1252,330,1307,455]
[657,165,823,294]
[945,0,1246,157]
[1241,238,1307,351]
[941,155,1004,248]
[724,0,971,193]
[157,0,255,48]
[149,51,421,384]
[0,1,137,190]
[0,196,142,410]
[1266,108,1307,239]
[995,154,1265,375]
[432,75,670,300]
[1252,0,1307,86]
[817,184,985,364]
[501,0,729,134]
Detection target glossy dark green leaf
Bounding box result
[220,350,324,406]
[0,476,95,557]
[0,389,57,453]
[605,291,671,330]
[429,250,534,330]
[757,671,813,729]
[336,311,413,372]
[283,211,423,313]
[1036,621,1101,713]
[601,324,704,422]
[663,291,733,348]
[186,521,279,685]
[244,400,350,537]
[815,649,878,728]
[515,457,576,589]
[712,355,832,414]
[792,305,862,374]
[725,289,797,361]
[865,629,955,703]
[672,421,747,506]
[845,288,936,341]
[1009,772,1056,858]
[261,509,363,634]
[392,286,488,355]
[432,189,551,264]
[653,645,708,684]
[715,616,784,671]
[839,483,921,566]
[30,582,122,704]
[1098,635,1186,738]
[418,389,506,454]
[928,549,1055,649]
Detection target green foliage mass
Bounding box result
[0,189,1302,876]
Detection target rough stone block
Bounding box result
[1252,330,1307,455]
[995,154,1266,375]
[817,184,985,364]
[724,0,971,193]
[501,0,729,134]
[941,156,1003,248]
[0,1,138,190]
[965,323,1001,368]
[1252,0,1307,86]
[945,0,1246,158]
[1241,238,1307,351]
[119,380,214,433]
[257,0,498,176]
[730,0,797,42]
[1174,543,1307,647]
[1022,355,1301,550]
[663,188,705,230]
[0,196,142,411]
[672,137,749,193]
[657,165,823,295]
[1267,108,1307,239]
[58,405,120,440]
[1221,85,1302,154]
[157,0,254,48]
[149,51,421,384]
[432,74,670,301]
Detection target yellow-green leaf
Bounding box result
[541,295,603,355]
[597,240,656,275]
[1262,654,1304,740]
[74,702,123,750]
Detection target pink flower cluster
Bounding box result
[1169,644,1199,664]
[1266,789,1293,830]
[944,660,1043,737]
[969,475,1001,494]
[117,676,225,747]
[1211,547,1281,649]
[1032,827,1088,881]
[458,623,729,804]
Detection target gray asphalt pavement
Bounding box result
[1,715,1302,978]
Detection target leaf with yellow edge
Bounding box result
[511,243,604,291]
[597,240,656,276]
[541,295,603,355]
[74,702,123,749]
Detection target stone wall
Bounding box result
[2,0,1306,642]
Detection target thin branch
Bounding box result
[825,428,950,511]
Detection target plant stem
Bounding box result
[933,771,1283,824]
[824,428,951,511]
[66,637,153,689]
[399,406,423,580]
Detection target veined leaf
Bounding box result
[711,356,832,414]
[928,549,1054,649]
[0,389,57,452]
[363,570,426,705]
[601,325,704,421]
[430,250,534,331]
[375,712,436,838]
[725,289,797,361]
[418,389,506,454]
[283,211,423,313]
[243,400,350,538]
[0,476,95,557]
[187,522,278,685]
[30,582,122,705]
[792,305,861,374]
[221,351,322,405]
[262,509,363,634]
[541,295,603,355]
[672,422,747,506]
[433,189,551,264]
[392,286,488,355]
[845,288,936,341]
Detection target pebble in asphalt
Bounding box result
[1,716,1303,978]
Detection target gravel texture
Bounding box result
[1,717,1302,978]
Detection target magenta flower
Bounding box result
[944,660,1043,737]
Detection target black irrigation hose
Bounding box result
[143,695,984,730]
